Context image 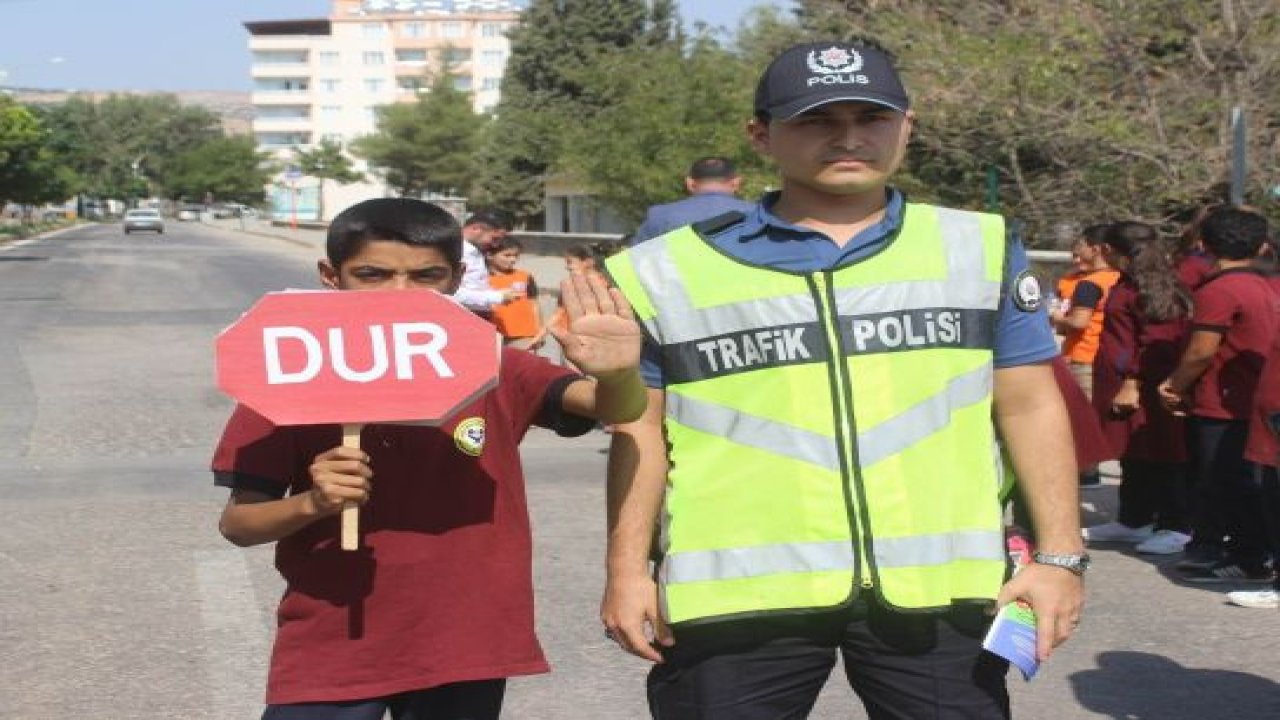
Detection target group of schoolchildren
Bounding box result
[472,211,622,355]
[1049,205,1280,610]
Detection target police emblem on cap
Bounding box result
[1013,271,1043,312]
[807,46,863,74]
[453,417,486,457]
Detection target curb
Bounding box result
[0,222,89,250]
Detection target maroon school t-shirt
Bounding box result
[1245,275,1280,467]
[211,349,591,705]
[1188,269,1280,420]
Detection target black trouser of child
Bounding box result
[1116,458,1190,532]
[647,595,1009,720]
[262,679,506,720]
[1187,417,1268,566]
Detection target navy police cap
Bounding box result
[755,42,910,120]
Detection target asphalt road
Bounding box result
[1,222,1276,719]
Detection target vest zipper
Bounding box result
[810,273,875,592]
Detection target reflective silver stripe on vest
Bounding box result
[835,208,999,315]
[666,392,840,472]
[664,540,854,584]
[874,529,1006,568]
[855,365,993,468]
[629,211,998,348]
[663,528,1005,584]
[627,231,818,345]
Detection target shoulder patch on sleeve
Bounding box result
[1013,270,1043,312]
[691,211,746,237]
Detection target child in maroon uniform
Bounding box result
[1227,317,1280,608]
[1084,222,1193,554]
[1160,207,1278,582]
[211,199,647,719]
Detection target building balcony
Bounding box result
[249,35,326,51]
[252,90,315,105]
[251,64,313,78]
[253,117,314,133]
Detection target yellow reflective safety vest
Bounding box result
[606,203,1010,625]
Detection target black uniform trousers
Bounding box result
[648,595,1009,720]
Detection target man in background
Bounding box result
[630,156,754,245]
[454,209,521,317]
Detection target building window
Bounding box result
[319,78,342,94]
[254,78,309,92]
[362,22,386,39]
[253,50,308,65]
[320,105,341,121]
[363,51,386,66]
[364,106,380,128]
[481,78,500,91]
[256,132,311,148]
[396,49,427,64]
[401,21,426,38]
[480,50,506,67]
[453,75,473,91]
[440,22,464,38]
[365,78,385,93]
[318,51,340,66]
[398,77,426,93]
[479,22,504,38]
[256,105,310,120]
[443,49,471,64]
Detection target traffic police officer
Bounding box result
[601,41,1087,719]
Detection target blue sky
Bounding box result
[0,0,786,92]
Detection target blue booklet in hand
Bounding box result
[983,602,1041,680]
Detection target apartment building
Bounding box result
[245,0,525,220]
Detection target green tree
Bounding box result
[794,0,1280,241]
[353,72,483,197]
[35,94,222,203]
[474,0,673,221]
[557,32,763,223]
[0,96,48,208]
[166,136,271,205]
[296,138,363,221]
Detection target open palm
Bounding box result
[552,273,642,377]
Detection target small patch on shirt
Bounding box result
[1013,271,1043,313]
[453,417,486,457]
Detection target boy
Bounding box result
[485,237,543,349]
[212,198,645,719]
[1159,206,1278,582]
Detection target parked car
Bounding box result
[223,203,258,218]
[176,205,202,221]
[123,208,165,234]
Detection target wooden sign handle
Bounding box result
[341,423,362,551]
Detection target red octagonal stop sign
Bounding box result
[216,289,500,426]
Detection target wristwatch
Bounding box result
[1032,551,1091,576]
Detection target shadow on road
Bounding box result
[1069,651,1280,719]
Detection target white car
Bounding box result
[123,208,165,234]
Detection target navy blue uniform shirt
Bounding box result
[632,192,756,246]
[638,189,1059,387]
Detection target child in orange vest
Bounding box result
[486,237,543,349]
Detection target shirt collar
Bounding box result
[739,188,905,243]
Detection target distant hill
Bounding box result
[3,87,253,135]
